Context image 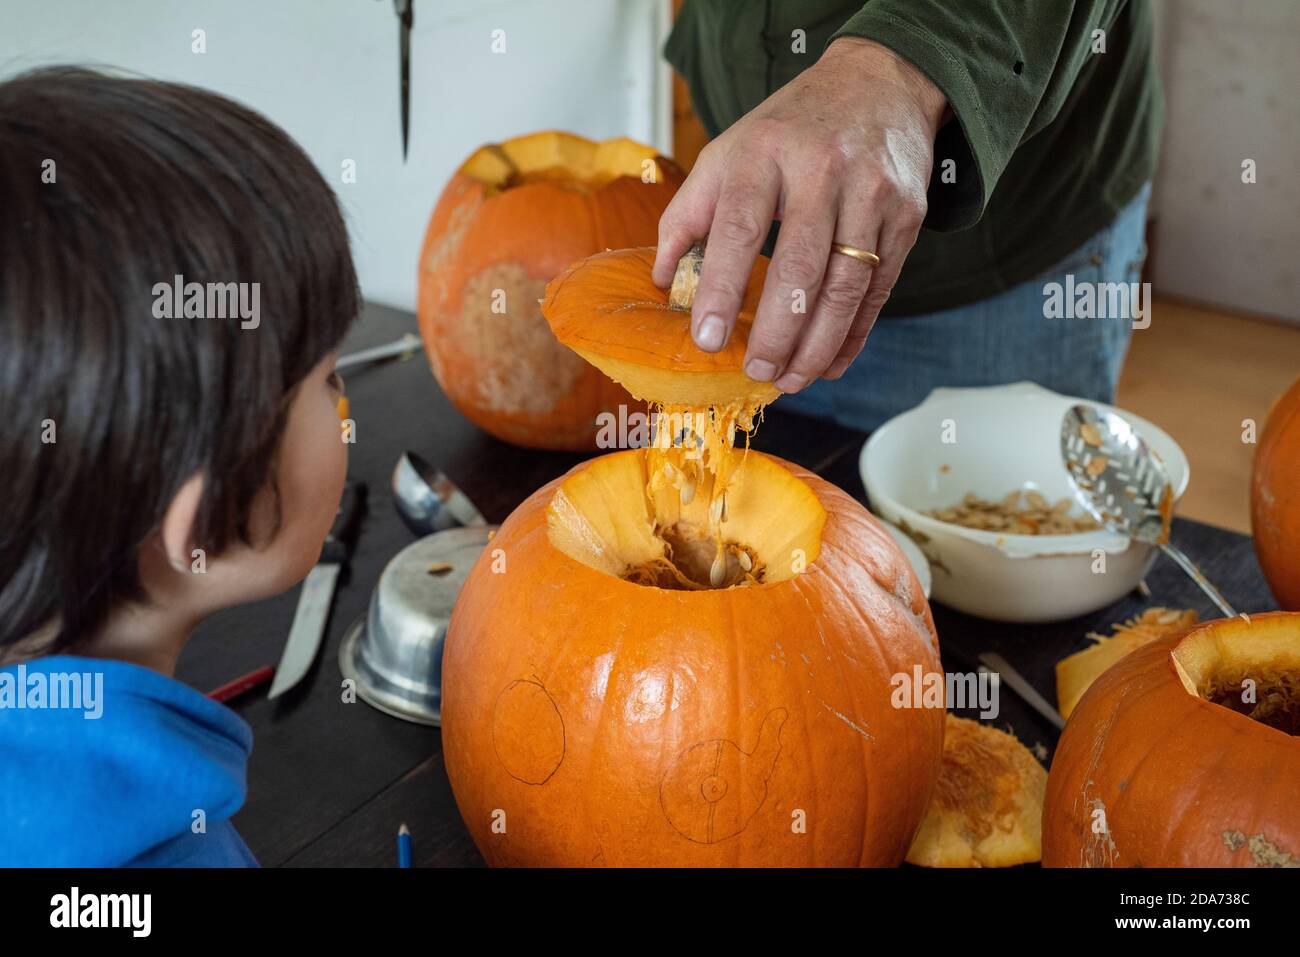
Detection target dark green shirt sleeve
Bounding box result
[830,0,1127,231]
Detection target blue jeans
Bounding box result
[779,184,1152,431]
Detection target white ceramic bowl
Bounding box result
[860,381,1189,623]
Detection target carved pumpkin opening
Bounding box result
[546,447,825,591]
[1172,618,1300,735]
[543,242,817,590]
[459,131,666,197]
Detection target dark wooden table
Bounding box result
[179,302,1280,867]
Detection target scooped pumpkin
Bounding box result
[1044,612,1300,867]
[906,714,1047,868]
[418,131,684,450]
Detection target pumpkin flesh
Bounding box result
[906,714,1047,868]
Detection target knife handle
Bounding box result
[320,481,367,565]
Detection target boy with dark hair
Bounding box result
[0,68,359,865]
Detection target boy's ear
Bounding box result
[160,472,206,572]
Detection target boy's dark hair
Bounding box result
[0,68,359,653]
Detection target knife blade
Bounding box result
[977,652,1066,731]
[269,481,368,699]
[394,0,413,160]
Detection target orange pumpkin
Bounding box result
[417,131,685,450]
[1042,612,1300,867]
[441,449,944,866]
[442,241,947,865]
[1252,376,1300,610]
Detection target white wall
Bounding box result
[1151,0,1300,323]
[0,0,673,311]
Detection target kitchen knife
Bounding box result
[394,0,413,160]
[977,651,1066,731]
[269,481,368,699]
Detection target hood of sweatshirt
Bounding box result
[0,654,254,866]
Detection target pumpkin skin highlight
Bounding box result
[417,132,685,450]
[441,449,945,866]
[1042,612,1300,868]
[1252,376,1300,610]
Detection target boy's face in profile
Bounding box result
[211,352,349,605]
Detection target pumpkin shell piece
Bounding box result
[1055,607,1199,720]
[906,713,1047,868]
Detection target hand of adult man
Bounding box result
[652,37,947,391]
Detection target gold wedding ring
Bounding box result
[830,242,881,268]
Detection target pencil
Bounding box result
[397,822,412,868]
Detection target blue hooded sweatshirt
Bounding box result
[0,655,257,866]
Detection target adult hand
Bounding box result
[652,37,948,391]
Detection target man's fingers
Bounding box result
[773,248,875,391]
[824,296,875,380]
[689,155,780,352]
[772,192,882,391]
[823,212,920,378]
[744,182,836,383]
[652,155,723,288]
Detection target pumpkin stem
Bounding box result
[668,241,706,312]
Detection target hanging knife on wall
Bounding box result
[394,0,414,160]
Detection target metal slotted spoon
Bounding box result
[1060,404,1237,617]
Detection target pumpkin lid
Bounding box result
[541,246,779,408]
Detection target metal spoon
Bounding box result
[392,451,487,536]
[1060,404,1236,617]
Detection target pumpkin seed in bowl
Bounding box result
[925,490,1100,535]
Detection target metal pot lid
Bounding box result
[340,525,497,726]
